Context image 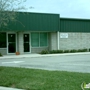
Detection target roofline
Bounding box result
[60,17,90,21]
[16,11,60,16]
[1,11,60,16]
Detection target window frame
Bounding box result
[31,32,48,48]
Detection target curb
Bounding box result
[0,52,90,59]
[0,86,24,90]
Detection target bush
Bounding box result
[89,48,90,52]
[70,49,77,53]
[49,50,57,54]
[77,49,88,52]
[49,50,63,54]
[63,50,69,53]
[58,50,63,53]
[40,50,49,54]
[82,49,88,52]
[40,48,88,55]
[0,53,3,57]
[77,49,83,52]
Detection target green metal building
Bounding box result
[0,12,90,55]
[60,18,90,32]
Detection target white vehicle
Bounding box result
[81,82,90,90]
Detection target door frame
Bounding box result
[7,32,17,54]
[23,33,31,53]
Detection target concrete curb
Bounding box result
[0,86,24,90]
[0,52,90,59]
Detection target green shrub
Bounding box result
[40,48,88,55]
[77,49,88,52]
[89,48,90,52]
[54,50,59,53]
[58,50,63,53]
[77,49,82,52]
[50,50,63,54]
[82,49,88,52]
[49,50,57,54]
[49,50,54,54]
[0,53,3,57]
[70,49,77,53]
[63,50,69,53]
[55,50,63,53]
[40,50,49,54]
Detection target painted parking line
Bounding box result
[2,61,25,64]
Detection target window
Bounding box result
[31,33,39,47]
[31,32,48,47]
[0,32,6,48]
[40,33,48,46]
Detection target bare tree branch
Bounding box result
[0,0,26,29]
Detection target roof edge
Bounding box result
[60,17,90,21]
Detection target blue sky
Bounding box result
[23,0,90,19]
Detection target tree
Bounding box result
[0,0,26,28]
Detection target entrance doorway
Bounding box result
[23,34,30,52]
[8,33,16,53]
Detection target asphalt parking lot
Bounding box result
[0,54,90,73]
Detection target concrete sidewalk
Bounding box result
[0,52,90,59]
[0,86,24,90]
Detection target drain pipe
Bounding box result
[57,31,60,50]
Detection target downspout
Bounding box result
[57,14,60,50]
[57,31,60,50]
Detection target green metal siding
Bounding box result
[60,18,90,32]
[1,12,59,31]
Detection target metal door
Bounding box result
[8,34,16,53]
[23,34,30,52]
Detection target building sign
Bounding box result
[60,33,68,38]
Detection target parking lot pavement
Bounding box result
[1,53,90,90]
[0,52,90,60]
[0,53,90,73]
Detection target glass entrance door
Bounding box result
[8,34,16,53]
[23,34,30,52]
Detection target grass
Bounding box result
[0,66,90,90]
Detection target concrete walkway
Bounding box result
[0,52,90,59]
[0,86,24,90]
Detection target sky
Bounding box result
[23,0,90,19]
